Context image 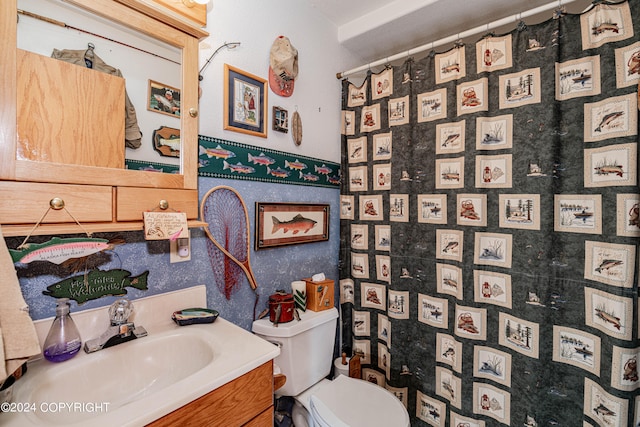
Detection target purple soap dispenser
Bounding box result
[43,298,82,363]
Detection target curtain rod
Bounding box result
[336,0,582,79]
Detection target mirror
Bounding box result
[16,0,183,174]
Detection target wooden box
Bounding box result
[304,278,334,312]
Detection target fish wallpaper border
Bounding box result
[125,135,341,188]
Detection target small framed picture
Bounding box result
[224,64,267,138]
[255,202,329,249]
[272,106,288,133]
[148,80,181,117]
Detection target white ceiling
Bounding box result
[308,0,592,74]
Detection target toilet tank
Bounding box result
[252,307,338,396]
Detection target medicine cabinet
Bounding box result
[0,0,208,236]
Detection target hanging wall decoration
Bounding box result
[42,269,149,304]
[224,64,268,138]
[147,80,181,117]
[338,1,640,425]
[272,106,288,133]
[152,126,180,157]
[255,202,329,249]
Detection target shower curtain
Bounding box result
[339,1,639,425]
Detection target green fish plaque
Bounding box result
[43,269,149,304]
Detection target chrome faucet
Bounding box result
[83,299,147,353]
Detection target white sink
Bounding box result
[26,328,213,425]
[2,286,279,427]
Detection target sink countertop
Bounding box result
[1,286,280,426]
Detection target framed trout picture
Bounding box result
[255,202,329,249]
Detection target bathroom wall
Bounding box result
[10,178,339,331]
[9,0,355,331]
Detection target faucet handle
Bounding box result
[109,299,133,325]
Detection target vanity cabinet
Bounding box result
[0,0,208,237]
[147,361,274,427]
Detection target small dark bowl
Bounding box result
[171,308,219,326]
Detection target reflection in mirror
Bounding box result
[16,0,182,173]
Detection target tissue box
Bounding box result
[304,278,334,312]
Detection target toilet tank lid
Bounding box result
[252,307,338,338]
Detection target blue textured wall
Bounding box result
[10,177,339,331]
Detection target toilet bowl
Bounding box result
[293,376,410,427]
[252,308,409,427]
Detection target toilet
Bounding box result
[252,307,410,427]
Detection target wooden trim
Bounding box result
[149,0,206,28]
[112,0,209,39]
[0,0,17,180]
[0,220,207,237]
[15,161,186,189]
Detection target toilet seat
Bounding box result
[307,375,410,427]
